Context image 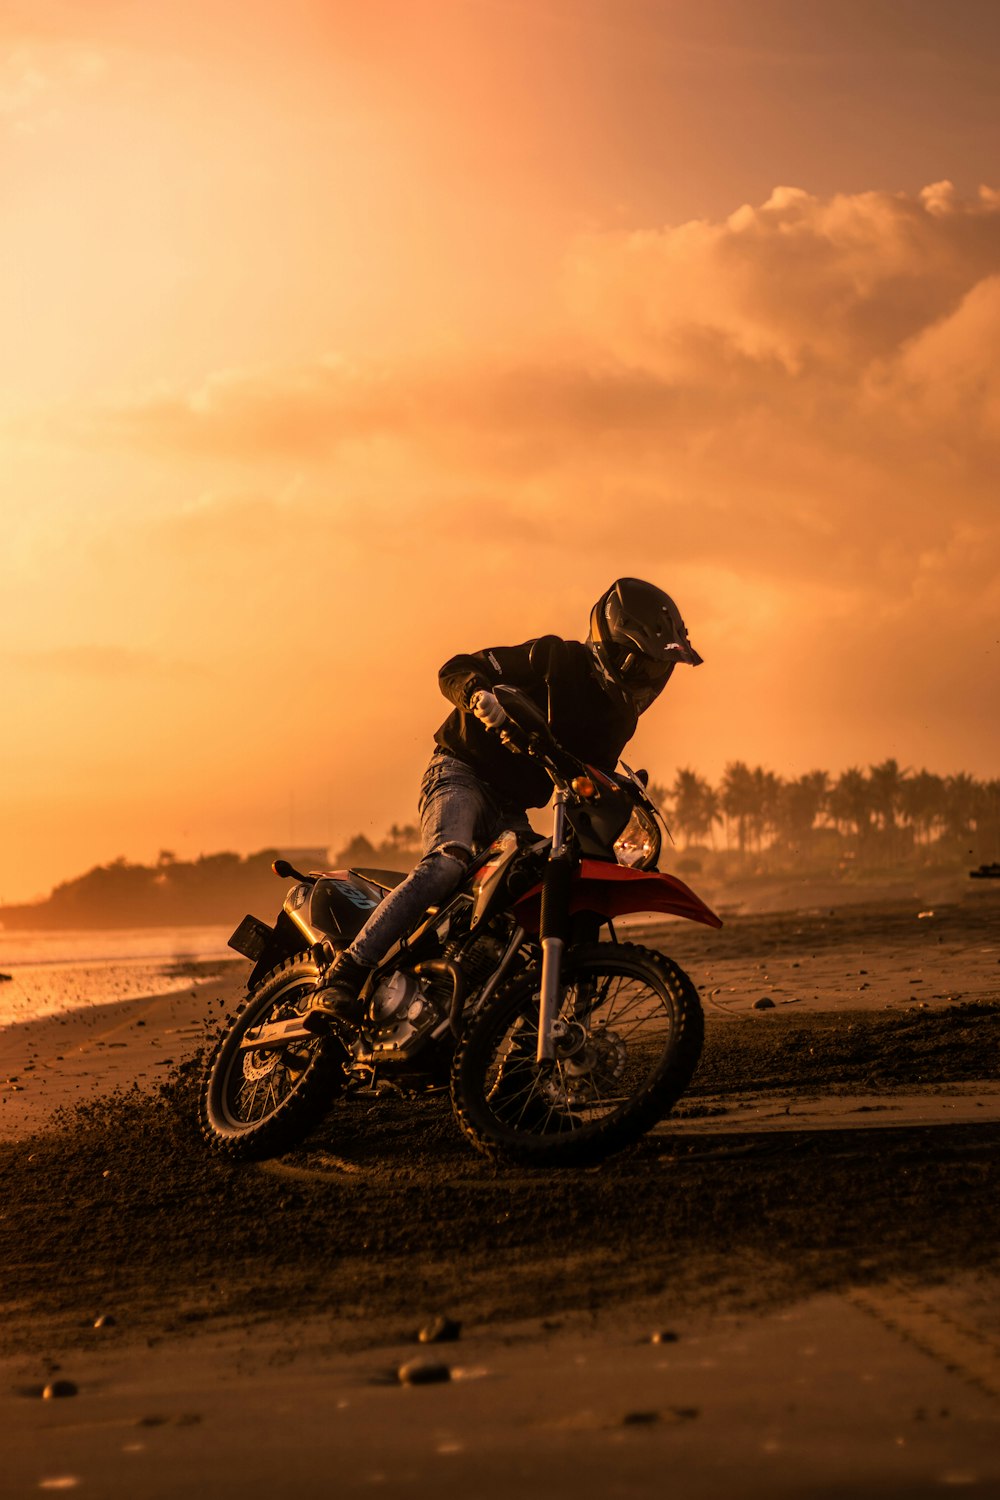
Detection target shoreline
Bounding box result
[0,964,245,1141]
[3,889,999,1140]
[2,894,998,1495]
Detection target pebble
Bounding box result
[93,1314,117,1329]
[752,997,776,1010]
[418,1315,461,1345]
[42,1380,78,1399]
[650,1330,679,1344]
[398,1358,451,1386]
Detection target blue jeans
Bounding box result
[346,751,534,966]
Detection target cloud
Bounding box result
[882,272,1000,436]
[93,355,690,462]
[90,183,1000,462]
[72,181,1000,612]
[565,181,1000,378]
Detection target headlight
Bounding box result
[613,806,660,869]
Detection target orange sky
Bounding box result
[2,0,999,903]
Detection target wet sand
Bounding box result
[2,890,998,1496]
[0,960,242,1140]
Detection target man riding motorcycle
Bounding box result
[308,577,702,1027]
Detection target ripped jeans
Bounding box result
[345,750,534,967]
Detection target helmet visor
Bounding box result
[615,649,673,690]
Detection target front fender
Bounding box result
[511,858,722,932]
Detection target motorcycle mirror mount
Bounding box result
[493,683,551,740]
[272,858,309,882]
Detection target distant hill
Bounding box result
[0,836,420,931]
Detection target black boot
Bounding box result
[305,950,372,1029]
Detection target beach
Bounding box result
[2,886,999,1496]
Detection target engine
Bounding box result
[365,968,445,1058]
[447,931,506,988]
[363,931,507,1062]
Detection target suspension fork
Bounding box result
[537,789,573,1062]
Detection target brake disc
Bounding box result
[556,1025,627,1103]
[241,1049,281,1082]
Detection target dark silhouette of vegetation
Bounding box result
[0,849,290,931]
[1,762,996,931]
[331,824,421,871]
[663,760,1000,872]
[0,832,425,932]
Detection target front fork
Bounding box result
[537,790,572,1063]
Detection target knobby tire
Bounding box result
[450,942,704,1167]
[199,953,346,1162]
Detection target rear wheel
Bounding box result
[199,953,346,1161]
[451,942,703,1167]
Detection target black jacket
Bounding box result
[434,635,639,809]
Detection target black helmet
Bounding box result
[589,577,702,705]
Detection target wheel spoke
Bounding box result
[218,977,323,1129]
[472,953,683,1141]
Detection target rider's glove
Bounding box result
[470,688,507,732]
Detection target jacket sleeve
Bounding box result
[438,638,549,711]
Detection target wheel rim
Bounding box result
[214,974,326,1131]
[479,958,678,1140]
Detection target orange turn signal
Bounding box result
[571,775,597,800]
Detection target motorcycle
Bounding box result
[199,687,722,1167]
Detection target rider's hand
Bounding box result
[470,689,507,732]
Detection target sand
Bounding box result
[0,961,243,1140]
[1,888,998,1496]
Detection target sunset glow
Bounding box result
[3,0,999,903]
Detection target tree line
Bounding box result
[2,759,995,930]
[657,759,1000,863]
[0,850,289,930]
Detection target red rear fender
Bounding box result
[512,859,722,933]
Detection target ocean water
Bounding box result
[0,926,235,1031]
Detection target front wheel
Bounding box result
[199,953,347,1161]
[451,942,703,1167]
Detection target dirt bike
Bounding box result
[199,687,721,1167]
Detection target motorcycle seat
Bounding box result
[351,867,409,892]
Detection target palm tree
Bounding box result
[899,770,946,847]
[942,772,979,842]
[868,759,908,833]
[751,766,783,850]
[720,761,756,856]
[669,768,721,847]
[775,770,829,846]
[868,758,910,861]
[829,767,874,844]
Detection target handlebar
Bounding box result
[491,684,590,788]
[489,684,663,827]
